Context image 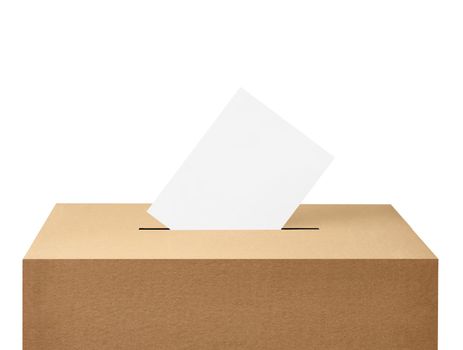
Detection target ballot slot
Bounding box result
[138,227,320,231]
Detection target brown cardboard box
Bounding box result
[24,204,437,349]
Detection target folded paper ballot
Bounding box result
[148,89,333,229]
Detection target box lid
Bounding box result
[24,204,436,259]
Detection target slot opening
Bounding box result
[138,227,319,231]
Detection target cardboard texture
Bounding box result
[24,204,437,349]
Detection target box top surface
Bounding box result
[25,204,436,259]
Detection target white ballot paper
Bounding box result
[148,89,333,229]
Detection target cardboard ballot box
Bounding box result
[24,204,437,349]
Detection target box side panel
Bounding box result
[23,259,437,350]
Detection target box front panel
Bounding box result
[24,259,437,350]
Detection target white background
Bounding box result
[1,1,461,348]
